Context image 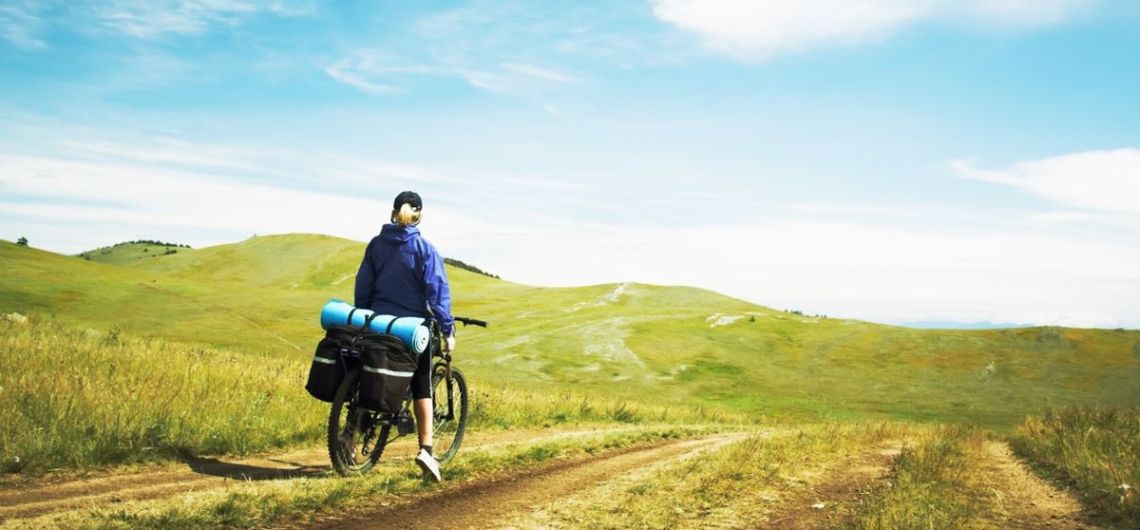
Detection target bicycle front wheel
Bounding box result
[328,368,395,476]
[431,365,468,463]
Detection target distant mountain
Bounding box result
[899,321,1036,330]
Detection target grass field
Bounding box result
[3,235,1137,432]
[0,316,735,473]
[2,234,1139,528]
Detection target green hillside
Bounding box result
[78,241,190,266]
[2,235,1138,430]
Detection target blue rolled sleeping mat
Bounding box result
[319,299,431,354]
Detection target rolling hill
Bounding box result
[2,234,1138,429]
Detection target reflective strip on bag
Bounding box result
[362,365,414,378]
[312,356,336,365]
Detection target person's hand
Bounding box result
[445,335,456,353]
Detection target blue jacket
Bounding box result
[354,224,454,336]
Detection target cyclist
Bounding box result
[354,190,455,482]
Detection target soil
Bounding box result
[975,441,1097,530]
[0,425,640,523]
[762,439,1099,530]
[295,434,741,530]
[0,434,1103,530]
[762,442,903,529]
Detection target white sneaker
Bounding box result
[416,449,442,482]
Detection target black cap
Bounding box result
[393,191,422,211]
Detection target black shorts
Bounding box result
[410,343,433,400]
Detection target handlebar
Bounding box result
[454,316,488,328]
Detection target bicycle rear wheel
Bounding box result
[328,368,396,476]
[431,365,468,463]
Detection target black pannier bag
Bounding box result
[356,332,418,414]
[305,325,360,402]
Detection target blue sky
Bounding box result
[2,0,1138,328]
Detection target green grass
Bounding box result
[2,233,1139,472]
[0,316,734,473]
[1012,406,1140,528]
[78,242,188,266]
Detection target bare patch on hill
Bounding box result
[579,317,645,368]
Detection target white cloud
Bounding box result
[3,146,1138,328]
[0,153,495,253]
[952,148,1140,215]
[650,0,1098,60]
[476,215,1140,328]
[2,125,1137,329]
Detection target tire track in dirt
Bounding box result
[762,441,903,529]
[976,441,1097,530]
[0,426,644,523]
[760,439,1098,529]
[298,434,743,530]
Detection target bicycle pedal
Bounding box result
[397,413,415,436]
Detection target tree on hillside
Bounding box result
[16,237,28,247]
[443,257,500,279]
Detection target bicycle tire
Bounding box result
[328,367,394,476]
[431,365,468,463]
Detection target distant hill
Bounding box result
[78,240,191,266]
[899,321,1037,330]
[3,235,1139,429]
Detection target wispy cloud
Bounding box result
[325,49,576,96]
[0,3,47,50]
[650,0,1100,60]
[500,62,576,84]
[952,148,1140,215]
[90,0,321,38]
[1,0,315,46]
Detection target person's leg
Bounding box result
[411,344,434,452]
[411,346,441,480]
[414,397,433,449]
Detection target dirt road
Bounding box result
[299,434,742,530]
[0,425,646,523]
[976,441,1095,530]
[0,432,1099,529]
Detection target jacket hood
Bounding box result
[380,223,420,243]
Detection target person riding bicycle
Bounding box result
[354,190,455,482]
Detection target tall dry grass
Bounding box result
[844,425,986,529]
[1012,406,1139,527]
[468,385,741,430]
[0,316,325,472]
[1,316,738,473]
